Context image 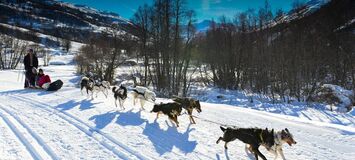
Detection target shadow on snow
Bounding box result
[143,120,197,155]
[116,109,146,127]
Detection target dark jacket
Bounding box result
[24,53,38,71]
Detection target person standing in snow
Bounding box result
[23,48,38,88]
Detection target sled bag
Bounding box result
[47,80,63,91]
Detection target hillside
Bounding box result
[0,0,137,45]
[270,0,354,33]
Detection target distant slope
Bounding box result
[271,0,354,32]
[196,0,354,33]
[0,0,138,45]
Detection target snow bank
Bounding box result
[48,55,75,65]
[188,86,355,127]
[311,84,354,112]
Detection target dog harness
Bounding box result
[133,89,145,96]
[259,130,264,143]
[274,133,282,145]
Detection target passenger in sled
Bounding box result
[35,68,63,91]
[36,68,51,89]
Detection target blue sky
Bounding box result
[61,0,301,22]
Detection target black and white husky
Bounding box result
[93,80,110,98]
[112,85,128,110]
[131,86,156,110]
[80,77,110,99]
[80,76,95,97]
[246,128,297,160]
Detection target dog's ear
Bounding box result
[271,129,274,134]
[281,129,286,134]
[285,128,289,133]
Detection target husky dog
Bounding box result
[172,97,202,124]
[217,126,275,160]
[151,102,182,127]
[80,77,110,99]
[80,76,95,98]
[112,85,128,110]
[132,86,156,110]
[247,128,297,160]
[93,80,110,98]
[101,81,111,95]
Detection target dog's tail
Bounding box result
[112,86,117,93]
[220,126,227,132]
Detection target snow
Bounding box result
[48,55,75,65]
[189,87,355,128]
[335,18,355,32]
[320,84,354,112]
[269,0,330,28]
[0,55,354,159]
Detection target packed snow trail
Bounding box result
[0,105,59,160]
[8,94,148,160]
[0,64,354,159]
[0,107,44,160]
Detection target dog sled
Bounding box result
[25,79,63,91]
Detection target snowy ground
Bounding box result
[0,56,354,160]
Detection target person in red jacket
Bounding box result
[36,69,51,89]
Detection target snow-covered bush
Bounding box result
[310,84,354,112]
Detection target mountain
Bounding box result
[270,0,354,33]
[0,0,138,46]
[196,0,353,33]
[271,0,330,27]
[194,20,213,32]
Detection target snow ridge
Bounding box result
[0,106,45,160]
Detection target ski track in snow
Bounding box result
[0,105,51,160]
[6,94,147,160]
[0,114,34,160]
[1,106,61,160]
[16,92,212,159]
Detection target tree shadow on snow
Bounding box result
[116,109,147,126]
[89,111,119,130]
[142,120,197,155]
[68,76,81,87]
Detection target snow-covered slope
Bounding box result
[0,56,354,159]
[269,0,330,28]
[0,0,137,44]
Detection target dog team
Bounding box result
[80,75,297,160]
